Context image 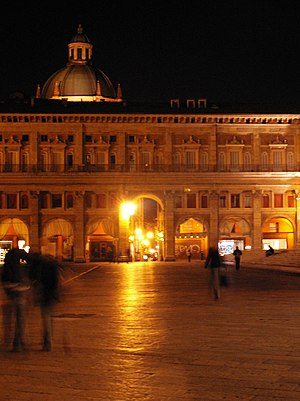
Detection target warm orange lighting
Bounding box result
[120,202,136,220]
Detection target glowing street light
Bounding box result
[120,202,136,220]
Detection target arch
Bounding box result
[175,216,208,259]
[262,216,294,250]
[86,217,116,262]
[41,218,74,260]
[0,217,29,250]
[219,216,252,254]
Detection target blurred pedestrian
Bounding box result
[233,246,242,270]
[204,246,221,300]
[1,247,31,352]
[28,253,61,351]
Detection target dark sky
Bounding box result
[1,0,300,105]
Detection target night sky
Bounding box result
[1,0,300,105]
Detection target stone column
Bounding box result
[252,190,262,250]
[209,191,219,247]
[73,191,86,262]
[29,191,40,252]
[164,191,176,261]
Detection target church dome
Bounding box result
[40,25,122,102]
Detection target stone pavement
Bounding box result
[0,260,300,401]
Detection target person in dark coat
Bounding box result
[204,246,221,299]
[1,247,31,351]
[28,253,61,351]
[233,246,242,270]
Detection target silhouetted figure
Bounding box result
[28,253,61,351]
[204,246,221,299]
[266,245,274,257]
[233,246,242,270]
[1,247,30,352]
[187,249,192,262]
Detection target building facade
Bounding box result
[1,27,300,263]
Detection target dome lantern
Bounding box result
[40,25,122,102]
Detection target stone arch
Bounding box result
[219,216,252,254]
[175,216,208,260]
[41,218,74,260]
[0,217,29,254]
[262,215,294,249]
[86,217,117,262]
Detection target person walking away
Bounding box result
[1,247,31,352]
[204,246,221,300]
[28,253,61,352]
[233,246,242,270]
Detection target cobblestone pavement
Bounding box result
[1,261,300,401]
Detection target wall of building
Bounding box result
[1,110,300,261]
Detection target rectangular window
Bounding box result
[288,195,295,208]
[129,135,135,143]
[274,194,283,208]
[244,194,251,208]
[201,195,208,208]
[7,194,17,209]
[186,150,196,169]
[96,194,106,208]
[41,135,48,142]
[187,193,196,208]
[40,192,48,208]
[68,135,74,143]
[231,194,240,208]
[219,195,227,208]
[110,135,117,143]
[230,151,239,171]
[22,135,29,143]
[51,194,62,208]
[273,151,283,171]
[262,195,270,208]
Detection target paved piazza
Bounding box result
[0,261,300,400]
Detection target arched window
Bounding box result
[218,152,225,171]
[155,152,164,171]
[66,153,73,170]
[244,152,252,171]
[201,152,208,171]
[261,152,269,171]
[173,152,181,171]
[287,152,294,171]
[41,151,49,172]
[21,152,29,172]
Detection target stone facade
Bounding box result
[1,103,300,262]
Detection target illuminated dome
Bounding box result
[40,25,122,102]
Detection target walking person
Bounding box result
[1,247,31,352]
[187,249,192,262]
[204,246,221,300]
[233,246,242,270]
[28,253,61,351]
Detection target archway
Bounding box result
[262,217,294,250]
[175,217,208,260]
[42,218,74,261]
[86,218,116,261]
[0,218,29,262]
[219,217,251,255]
[129,194,164,261]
